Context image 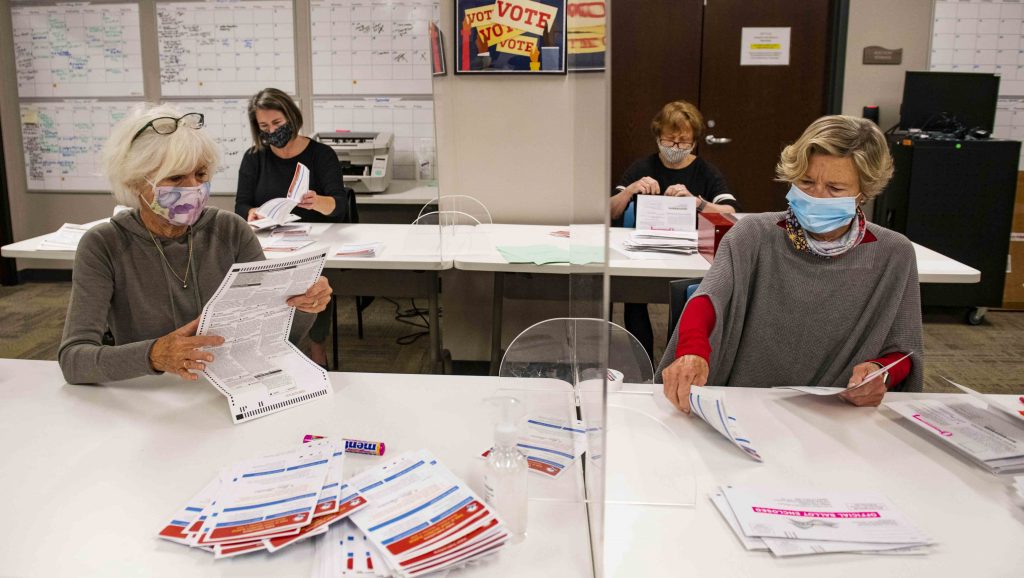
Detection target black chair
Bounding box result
[668,278,702,336]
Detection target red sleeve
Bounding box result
[869,351,912,389]
[675,295,715,362]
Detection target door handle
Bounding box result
[705,134,732,145]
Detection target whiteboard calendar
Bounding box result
[311,0,437,95]
[313,99,435,180]
[20,100,136,191]
[158,0,296,96]
[931,0,1024,166]
[12,3,144,97]
[167,99,251,194]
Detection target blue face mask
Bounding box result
[785,184,857,234]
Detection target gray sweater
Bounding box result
[58,207,315,384]
[657,212,924,391]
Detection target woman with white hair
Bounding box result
[659,115,923,411]
[58,104,333,385]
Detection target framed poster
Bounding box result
[567,0,605,72]
[455,0,567,74]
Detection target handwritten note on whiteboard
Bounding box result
[158,0,296,96]
[168,99,250,194]
[12,3,144,97]
[20,101,135,191]
[311,0,438,95]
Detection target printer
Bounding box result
[315,131,393,193]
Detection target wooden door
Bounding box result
[610,0,704,184]
[698,0,834,213]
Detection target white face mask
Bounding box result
[658,142,691,165]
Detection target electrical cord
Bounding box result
[382,297,431,345]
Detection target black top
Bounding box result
[612,154,738,227]
[235,138,350,223]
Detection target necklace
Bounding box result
[148,227,193,289]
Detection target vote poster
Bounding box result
[566,0,605,72]
[455,0,567,74]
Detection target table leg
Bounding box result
[489,272,504,376]
[429,272,441,372]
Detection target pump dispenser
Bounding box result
[483,396,528,543]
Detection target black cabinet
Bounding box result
[873,135,1020,314]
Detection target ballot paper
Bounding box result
[943,377,1024,425]
[480,415,588,479]
[720,485,932,548]
[621,230,698,257]
[885,398,1024,473]
[348,449,508,577]
[251,163,308,230]
[159,440,368,559]
[198,251,330,423]
[635,194,697,231]
[780,353,912,396]
[337,242,385,258]
[689,387,763,462]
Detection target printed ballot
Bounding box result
[198,251,330,423]
[688,387,763,461]
[711,485,933,557]
[779,353,912,396]
[480,414,588,479]
[635,195,697,232]
[251,162,309,230]
[158,439,368,559]
[347,449,509,577]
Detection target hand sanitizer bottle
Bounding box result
[483,397,528,543]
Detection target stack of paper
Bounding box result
[621,230,697,256]
[1014,476,1024,500]
[337,242,385,258]
[885,378,1024,473]
[314,520,392,577]
[688,387,763,462]
[333,449,508,577]
[158,438,368,559]
[481,414,587,479]
[710,485,933,557]
[495,244,604,265]
[251,163,309,230]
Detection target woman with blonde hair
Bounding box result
[58,104,333,385]
[659,115,922,412]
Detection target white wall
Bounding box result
[432,0,609,360]
[842,0,934,129]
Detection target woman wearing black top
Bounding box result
[236,88,351,367]
[611,100,740,361]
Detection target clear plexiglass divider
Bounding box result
[497,319,695,510]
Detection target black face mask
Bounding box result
[260,122,293,148]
